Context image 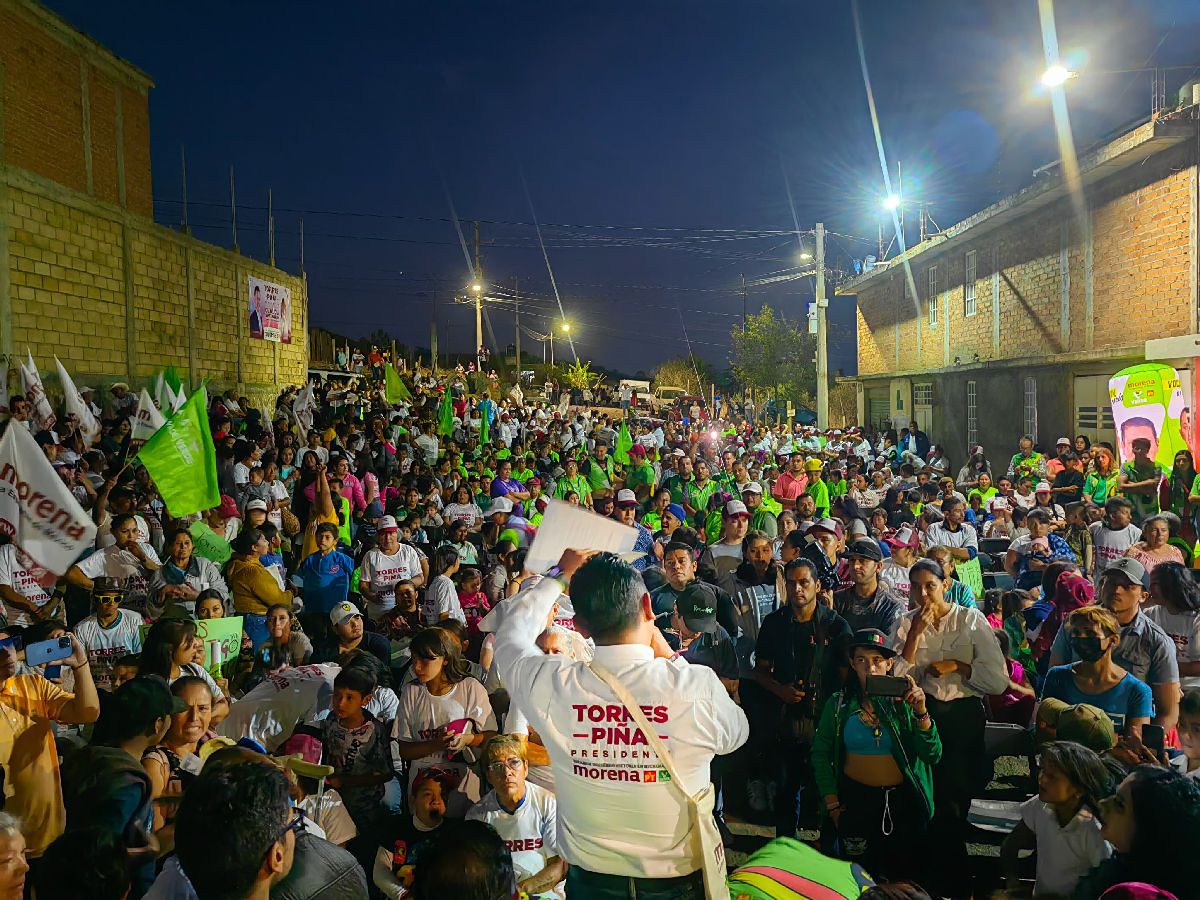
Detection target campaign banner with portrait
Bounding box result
[1108,363,1190,468]
[247,276,293,344]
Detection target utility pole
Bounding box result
[512,276,521,380]
[816,222,829,429]
[180,146,190,234]
[430,284,439,373]
[229,166,239,252]
[740,272,748,404]
[549,330,555,367]
[268,188,275,268]
[473,220,484,355]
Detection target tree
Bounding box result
[651,357,706,394]
[730,306,816,403]
[560,360,605,391]
[830,381,857,427]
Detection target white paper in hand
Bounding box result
[525,498,638,576]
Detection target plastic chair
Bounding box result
[984,572,1016,591]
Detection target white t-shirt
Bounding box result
[467,783,559,884]
[268,480,289,530]
[924,521,978,554]
[1019,797,1110,897]
[1089,522,1142,580]
[299,788,358,846]
[361,545,425,620]
[74,609,146,691]
[95,512,151,550]
[170,661,225,702]
[393,678,496,817]
[1145,605,1200,690]
[422,575,465,626]
[217,663,338,751]
[76,544,162,609]
[878,558,912,599]
[443,502,483,528]
[0,544,52,626]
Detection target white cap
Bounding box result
[245,499,268,512]
[1036,481,1052,493]
[725,500,749,517]
[1056,436,1071,446]
[329,601,361,626]
[672,448,686,457]
[742,481,763,494]
[377,515,399,532]
[616,488,638,506]
[489,497,514,515]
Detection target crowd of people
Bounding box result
[0,363,1196,900]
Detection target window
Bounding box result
[927,267,938,326]
[964,250,977,317]
[966,380,978,446]
[1023,377,1038,442]
[913,383,933,406]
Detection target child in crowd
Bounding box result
[981,588,1004,629]
[1170,688,1200,780]
[987,628,1037,726]
[1001,741,1113,898]
[319,665,394,834]
[983,497,1016,538]
[1010,505,1030,540]
[1001,588,1038,676]
[297,522,354,615]
[1061,502,1094,575]
[240,464,274,516]
[455,567,491,659]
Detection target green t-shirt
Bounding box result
[662,473,693,506]
[585,456,615,491]
[685,479,720,524]
[967,486,998,507]
[626,462,657,494]
[806,479,830,517]
[1084,471,1118,505]
[828,478,848,498]
[642,511,664,533]
[1120,460,1163,523]
[554,474,592,504]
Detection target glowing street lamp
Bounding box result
[560,322,571,333]
[1040,64,1075,87]
[798,251,812,261]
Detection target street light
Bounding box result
[471,282,482,293]
[798,252,812,261]
[1040,64,1075,87]
[560,323,570,333]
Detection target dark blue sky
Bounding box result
[46,0,1200,376]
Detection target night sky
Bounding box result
[43,0,1200,377]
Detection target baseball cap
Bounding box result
[808,517,843,539]
[245,499,268,512]
[844,538,883,562]
[377,515,399,532]
[883,525,920,550]
[629,444,647,457]
[526,475,541,485]
[115,675,187,719]
[741,481,763,494]
[411,766,463,796]
[847,518,869,538]
[616,489,639,508]
[489,497,514,515]
[218,495,241,518]
[845,628,896,658]
[724,500,749,518]
[329,601,362,627]
[666,503,687,523]
[1035,481,1052,493]
[1037,698,1117,753]
[671,448,686,458]
[675,583,718,634]
[1056,436,1071,446]
[1103,556,1150,589]
[804,458,824,472]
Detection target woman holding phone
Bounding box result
[811,628,941,883]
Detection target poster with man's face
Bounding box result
[1109,363,1189,468]
[247,275,292,343]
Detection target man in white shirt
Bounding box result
[0,543,54,626]
[923,496,979,563]
[491,550,748,896]
[415,423,441,466]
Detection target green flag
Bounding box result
[437,390,454,437]
[385,366,411,403]
[138,388,220,516]
[479,402,490,446]
[614,420,633,465]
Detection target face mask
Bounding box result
[1070,636,1107,663]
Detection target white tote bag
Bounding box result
[589,662,731,900]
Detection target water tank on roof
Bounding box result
[1180,78,1200,108]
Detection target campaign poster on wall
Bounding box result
[247,276,292,344]
[1108,363,1190,468]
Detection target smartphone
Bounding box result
[25,636,73,667]
[1142,724,1165,755]
[866,674,909,698]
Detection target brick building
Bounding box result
[838,108,1199,461]
[0,0,307,405]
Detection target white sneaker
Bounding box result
[747,779,767,812]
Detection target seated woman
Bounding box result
[225,527,293,648]
[1123,515,1184,576]
[1003,508,1076,591]
[1041,605,1153,737]
[262,603,312,665]
[148,528,230,620]
[811,628,941,884]
[139,617,229,725]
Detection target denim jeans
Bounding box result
[565,867,705,900]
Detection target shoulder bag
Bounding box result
[589,661,731,900]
